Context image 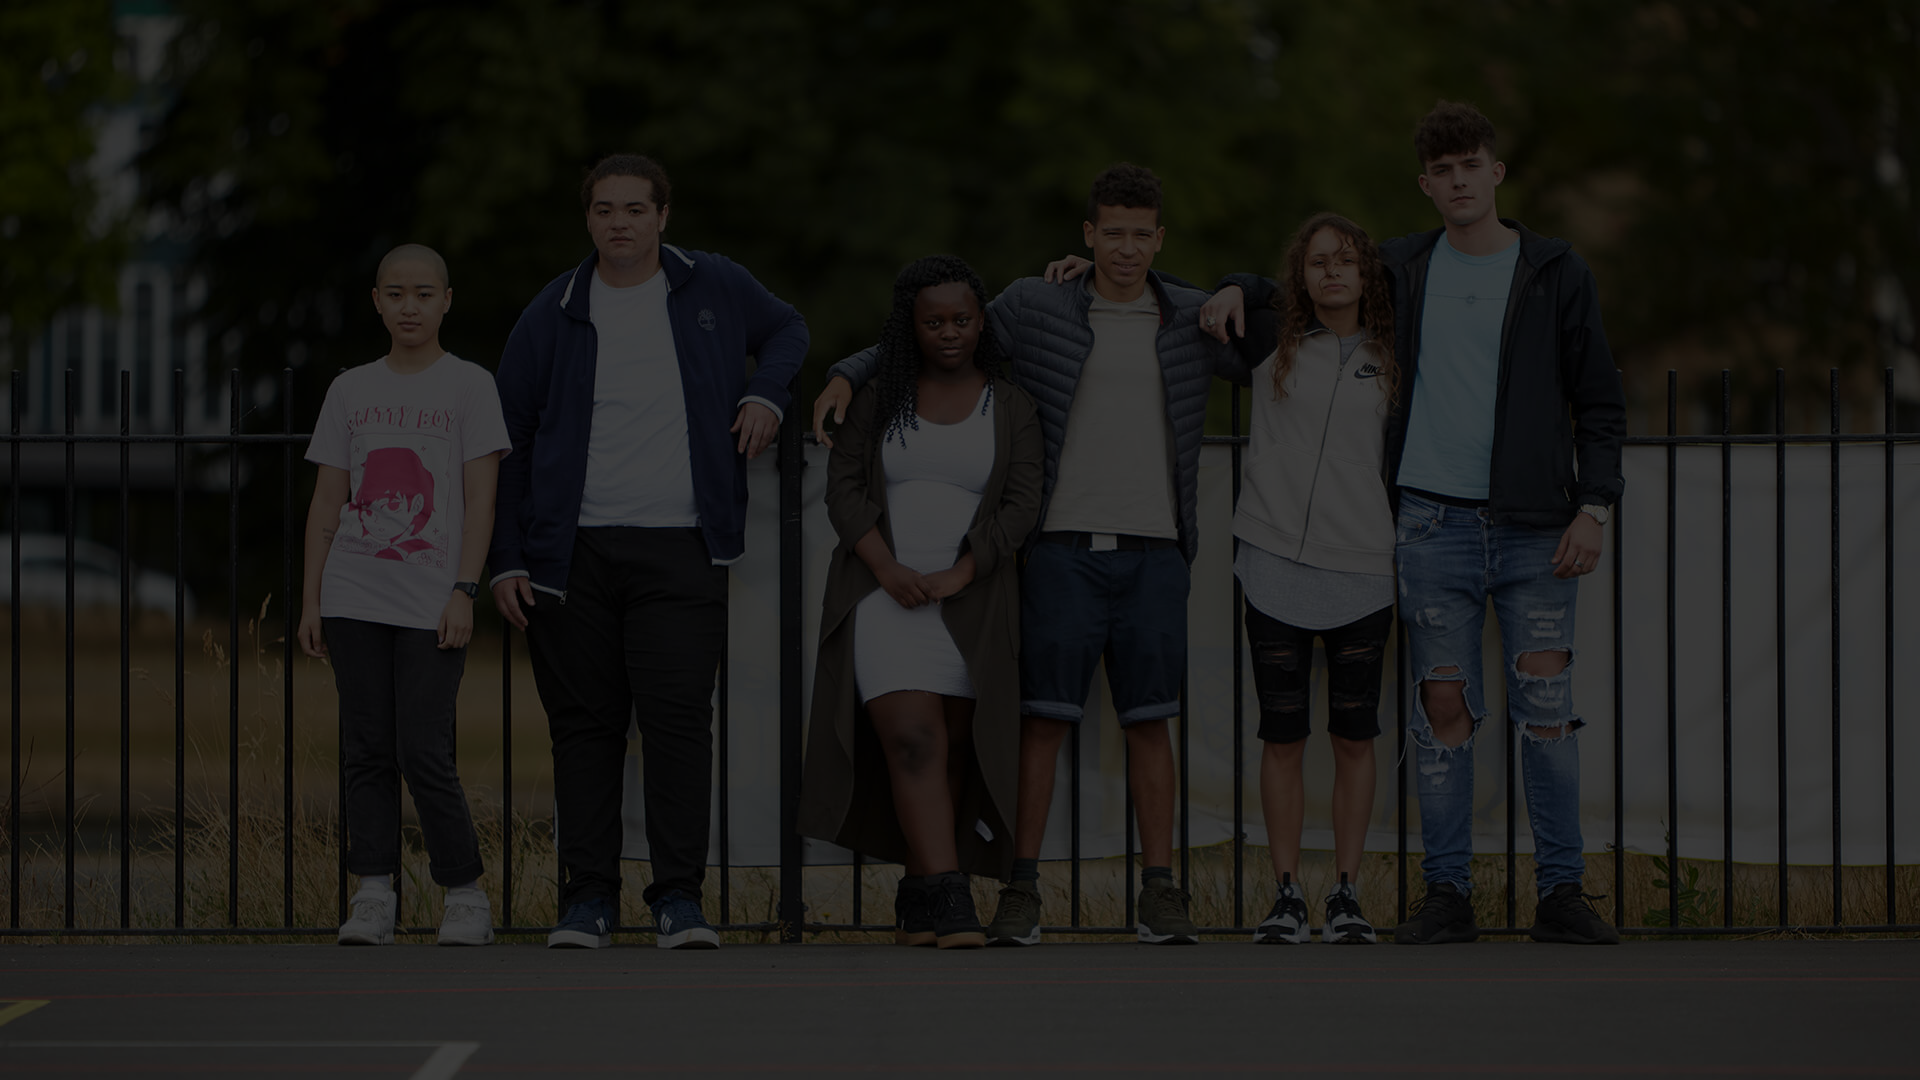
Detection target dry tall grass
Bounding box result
[4,605,1915,943]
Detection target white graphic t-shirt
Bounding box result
[305,354,512,630]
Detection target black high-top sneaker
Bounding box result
[894,875,935,947]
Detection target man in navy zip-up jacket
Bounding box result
[489,154,807,950]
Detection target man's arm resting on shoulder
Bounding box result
[811,346,880,448]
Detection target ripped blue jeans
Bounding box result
[1395,491,1585,896]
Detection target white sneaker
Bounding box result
[438,900,495,946]
[1253,875,1310,944]
[1323,874,1377,944]
[338,891,396,946]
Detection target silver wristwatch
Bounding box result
[1578,504,1611,526]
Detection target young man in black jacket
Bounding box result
[1207,101,1626,945]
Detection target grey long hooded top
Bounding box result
[1221,326,1396,575]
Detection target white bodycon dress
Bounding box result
[853,384,994,703]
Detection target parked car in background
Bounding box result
[0,533,197,623]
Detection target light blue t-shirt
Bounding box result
[1394,232,1520,501]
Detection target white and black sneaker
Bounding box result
[1254,873,1310,944]
[1322,873,1376,944]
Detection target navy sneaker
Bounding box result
[547,896,615,949]
[650,892,721,950]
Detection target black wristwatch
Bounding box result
[451,581,480,599]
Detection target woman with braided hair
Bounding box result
[798,255,1044,948]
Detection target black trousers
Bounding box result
[524,527,728,909]
[326,617,484,888]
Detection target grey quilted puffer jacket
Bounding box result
[827,271,1226,564]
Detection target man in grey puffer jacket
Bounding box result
[812,164,1225,945]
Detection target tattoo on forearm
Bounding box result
[320,527,335,545]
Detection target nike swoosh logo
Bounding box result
[1353,363,1383,379]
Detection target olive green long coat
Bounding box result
[797,375,1043,879]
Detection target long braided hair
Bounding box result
[873,254,1006,446]
[1270,212,1398,407]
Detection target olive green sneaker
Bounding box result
[985,880,1042,946]
[1136,881,1198,945]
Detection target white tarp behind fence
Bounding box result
[623,440,1919,867]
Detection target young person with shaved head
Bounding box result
[300,244,511,947]
[490,154,808,950]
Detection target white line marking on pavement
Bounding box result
[2,1040,482,1078]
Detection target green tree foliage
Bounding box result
[134,0,1916,431]
[0,0,128,369]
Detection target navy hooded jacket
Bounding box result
[488,245,808,594]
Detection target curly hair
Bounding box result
[1413,100,1497,166]
[1087,162,1163,225]
[872,255,1006,447]
[1269,212,1398,408]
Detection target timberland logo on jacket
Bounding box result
[1353,362,1384,379]
[698,308,717,331]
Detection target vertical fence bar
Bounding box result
[777,381,803,943]
[1396,617,1407,926]
[1503,695,1516,929]
[1774,370,1788,927]
[228,368,241,926]
[1611,455,1625,929]
[1720,371,1733,927]
[1828,369,1841,927]
[120,370,132,928]
[1230,385,1243,930]
[64,367,75,928]
[282,368,294,927]
[718,613,730,925]
[1178,677,1189,892]
[8,370,19,929]
[1070,723,1081,927]
[500,629,513,927]
[174,370,186,927]
[1885,368,1896,926]
[1124,741,1134,930]
[1665,370,1678,929]
[850,850,862,930]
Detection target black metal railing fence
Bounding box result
[2,367,1914,939]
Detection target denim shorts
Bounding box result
[1019,539,1188,725]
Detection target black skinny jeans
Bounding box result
[524,527,728,910]
[326,617,484,888]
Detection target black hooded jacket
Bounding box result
[1221,218,1626,527]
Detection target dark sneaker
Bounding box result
[1136,880,1198,945]
[894,876,935,947]
[547,896,615,949]
[985,880,1042,947]
[650,891,721,950]
[926,872,986,949]
[1530,883,1622,945]
[1391,882,1479,945]
[1253,873,1309,944]
[1322,874,1376,944]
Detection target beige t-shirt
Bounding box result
[1041,281,1177,539]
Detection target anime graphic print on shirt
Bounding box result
[337,434,452,567]
[306,355,511,631]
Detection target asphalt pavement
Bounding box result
[1,938,1914,1077]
